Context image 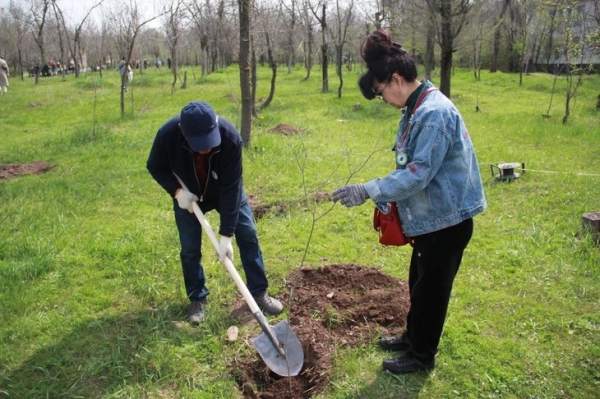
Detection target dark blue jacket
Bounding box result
[146,114,245,237]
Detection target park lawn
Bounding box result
[0,64,599,398]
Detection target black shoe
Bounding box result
[378,334,410,351]
[187,300,207,325]
[382,354,435,374]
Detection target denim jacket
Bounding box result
[364,82,486,236]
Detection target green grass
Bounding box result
[1,64,599,398]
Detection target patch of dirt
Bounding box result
[268,124,307,136]
[248,192,332,220]
[0,161,51,180]
[225,93,238,101]
[232,264,410,398]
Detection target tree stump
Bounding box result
[582,212,600,245]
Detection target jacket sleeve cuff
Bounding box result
[363,180,381,202]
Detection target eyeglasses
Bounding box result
[373,87,384,100]
[373,81,389,100]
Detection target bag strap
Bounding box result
[399,87,438,145]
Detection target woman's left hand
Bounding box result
[332,184,369,207]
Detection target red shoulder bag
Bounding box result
[373,203,412,246]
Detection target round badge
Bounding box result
[396,151,408,166]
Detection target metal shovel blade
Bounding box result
[251,320,304,377]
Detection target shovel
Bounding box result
[186,196,304,377]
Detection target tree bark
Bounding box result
[490,0,510,73]
[320,4,328,93]
[251,35,257,118]
[238,0,253,147]
[260,31,277,110]
[288,0,296,74]
[439,0,453,97]
[424,18,435,80]
[302,1,313,81]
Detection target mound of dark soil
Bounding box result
[268,124,307,135]
[232,264,410,398]
[0,161,51,180]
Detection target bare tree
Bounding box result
[300,0,316,80]
[329,0,354,98]
[556,0,592,124]
[460,1,491,82]
[188,0,236,76]
[309,0,329,93]
[425,0,472,97]
[424,9,436,80]
[108,0,163,117]
[255,0,284,110]
[163,0,188,94]
[238,0,253,146]
[28,0,50,84]
[489,0,511,72]
[283,0,297,74]
[51,0,103,79]
[2,1,30,80]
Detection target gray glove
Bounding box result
[332,184,369,207]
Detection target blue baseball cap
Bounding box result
[180,101,221,151]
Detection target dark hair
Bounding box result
[358,29,417,100]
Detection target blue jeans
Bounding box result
[173,197,269,302]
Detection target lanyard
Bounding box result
[399,87,437,146]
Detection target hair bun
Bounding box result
[361,30,395,64]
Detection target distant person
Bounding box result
[167,57,172,69]
[41,63,51,77]
[117,58,133,92]
[0,57,9,95]
[332,29,486,374]
[146,101,283,325]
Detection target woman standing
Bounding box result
[0,57,9,95]
[332,30,486,374]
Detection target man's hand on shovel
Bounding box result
[217,235,234,262]
[175,188,198,213]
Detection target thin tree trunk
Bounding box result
[320,4,328,93]
[491,0,510,73]
[439,0,453,97]
[238,0,253,146]
[336,44,343,98]
[251,35,257,118]
[424,20,435,80]
[303,15,313,80]
[260,31,277,110]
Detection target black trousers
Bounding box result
[405,218,473,363]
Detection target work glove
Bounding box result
[217,235,234,262]
[332,184,369,207]
[175,188,198,213]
